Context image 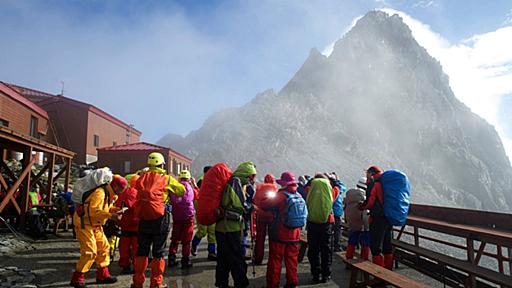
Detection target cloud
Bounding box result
[413,1,437,9]
[381,9,512,162]
[505,9,512,26]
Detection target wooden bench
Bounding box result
[342,255,428,288]
[393,241,512,287]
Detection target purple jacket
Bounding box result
[170,181,195,221]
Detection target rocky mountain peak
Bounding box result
[160,11,512,212]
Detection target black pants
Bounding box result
[370,216,393,256]
[333,216,343,250]
[306,222,333,278]
[215,231,249,288]
[137,213,171,259]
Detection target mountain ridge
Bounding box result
[159,10,512,211]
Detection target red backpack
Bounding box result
[134,171,168,221]
[197,163,232,225]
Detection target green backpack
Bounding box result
[306,178,333,223]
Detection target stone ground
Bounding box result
[0,231,442,288]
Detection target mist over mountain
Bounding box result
[159,11,512,211]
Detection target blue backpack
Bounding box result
[283,192,308,228]
[380,170,410,226]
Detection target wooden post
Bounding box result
[64,157,71,192]
[20,147,33,219]
[46,153,55,203]
[466,238,476,287]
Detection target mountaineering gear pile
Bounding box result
[197,163,233,226]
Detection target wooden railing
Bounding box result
[393,204,512,288]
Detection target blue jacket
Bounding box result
[331,179,347,217]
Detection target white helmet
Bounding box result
[356,177,367,190]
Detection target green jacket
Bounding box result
[216,162,256,233]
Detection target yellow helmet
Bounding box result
[179,170,191,180]
[147,152,165,166]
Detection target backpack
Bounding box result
[72,168,113,205]
[197,163,232,225]
[379,170,411,226]
[134,171,168,221]
[282,192,308,228]
[72,168,112,227]
[306,178,333,224]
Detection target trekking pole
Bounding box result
[249,214,256,278]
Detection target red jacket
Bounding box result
[360,173,384,220]
[261,187,301,243]
[116,187,139,232]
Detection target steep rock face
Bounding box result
[159,11,512,211]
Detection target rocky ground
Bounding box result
[0,230,441,288]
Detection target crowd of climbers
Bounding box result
[67,151,400,288]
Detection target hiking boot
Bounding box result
[96,277,117,284]
[312,275,321,284]
[181,257,193,269]
[167,254,177,267]
[207,252,217,261]
[70,271,86,288]
[121,266,134,274]
[96,267,117,284]
[321,275,332,283]
[70,282,86,288]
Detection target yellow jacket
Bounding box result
[74,185,118,227]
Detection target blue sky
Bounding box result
[1,0,511,159]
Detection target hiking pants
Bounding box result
[215,231,249,288]
[195,223,217,243]
[306,222,333,279]
[333,216,343,250]
[348,230,371,246]
[133,215,170,288]
[119,231,138,269]
[169,218,195,257]
[254,218,271,264]
[266,241,299,288]
[74,224,110,273]
[370,216,393,256]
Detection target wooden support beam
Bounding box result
[0,156,36,214]
[64,157,71,192]
[474,242,487,266]
[467,238,476,287]
[30,164,49,188]
[0,160,17,183]
[0,172,8,190]
[46,153,55,203]
[20,147,33,216]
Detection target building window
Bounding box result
[113,141,117,146]
[0,118,8,127]
[30,116,38,138]
[124,161,131,174]
[93,134,100,147]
